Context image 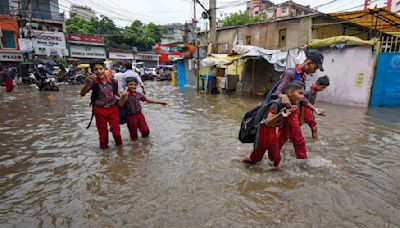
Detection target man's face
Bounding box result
[304,59,318,74]
[92,64,105,78]
[127,81,138,91]
[288,88,305,105]
[315,83,327,92]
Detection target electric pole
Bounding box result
[27,0,32,39]
[209,0,217,53]
[193,0,200,92]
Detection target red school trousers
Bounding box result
[126,112,150,140]
[277,106,307,159]
[94,105,122,149]
[303,106,317,129]
[242,124,281,167]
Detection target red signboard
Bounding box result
[68,35,104,45]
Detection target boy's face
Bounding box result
[315,83,327,92]
[127,81,138,91]
[287,88,305,105]
[92,64,105,78]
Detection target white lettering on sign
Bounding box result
[109,51,134,59]
[70,45,106,58]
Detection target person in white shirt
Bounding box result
[121,63,145,94]
[140,67,145,76]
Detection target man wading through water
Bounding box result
[80,60,122,149]
[266,50,327,163]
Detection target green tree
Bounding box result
[65,17,94,34]
[65,16,165,51]
[218,11,267,28]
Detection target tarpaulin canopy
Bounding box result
[200,54,241,67]
[329,8,400,33]
[308,35,377,48]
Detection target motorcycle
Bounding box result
[66,71,87,85]
[29,64,59,91]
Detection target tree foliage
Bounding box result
[65,16,164,51]
[218,11,267,28]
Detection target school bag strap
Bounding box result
[265,68,299,104]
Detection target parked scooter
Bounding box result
[29,64,59,91]
[67,71,86,84]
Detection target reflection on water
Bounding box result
[1,83,400,227]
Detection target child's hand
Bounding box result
[86,74,96,83]
[119,91,128,98]
[315,108,326,116]
[280,108,291,118]
[160,101,168,106]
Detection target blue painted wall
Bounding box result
[370,53,400,107]
[177,61,186,87]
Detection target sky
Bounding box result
[59,0,388,27]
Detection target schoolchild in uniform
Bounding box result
[118,77,167,140]
[80,60,122,149]
[242,81,306,167]
[302,76,330,139]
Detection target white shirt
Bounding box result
[120,69,144,90]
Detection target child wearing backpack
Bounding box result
[301,76,330,139]
[242,81,306,167]
[118,77,167,140]
[80,60,122,149]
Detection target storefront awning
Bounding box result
[200,54,241,67]
[329,8,400,33]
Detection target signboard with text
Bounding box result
[134,53,159,61]
[68,35,104,46]
[0,52,24,62]
[30,30,67,56]
[109,51,134,59]
[70,45,106,58]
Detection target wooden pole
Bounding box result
[209,0,217,53]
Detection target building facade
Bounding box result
[199,14,372,53]
[247,0,317,19]
[69,5,96,20]
[0,16,23,63]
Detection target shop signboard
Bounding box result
[30,30,67,56]
[70,45,106,58]
[109,51,134,59]
[0,52,24,62]
[68,35,104,46]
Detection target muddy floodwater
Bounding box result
[1,82,400,227]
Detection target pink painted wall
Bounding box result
[308,46,374,107]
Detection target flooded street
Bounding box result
[1,82,400,227]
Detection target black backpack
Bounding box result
[86,79,127,129]
[239,99,283,143]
